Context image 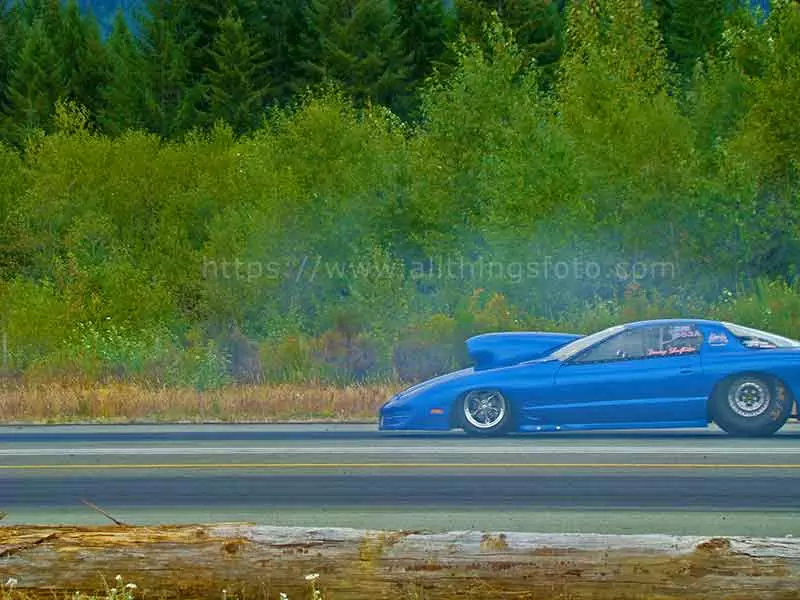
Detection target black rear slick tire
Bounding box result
[712,374,791,437]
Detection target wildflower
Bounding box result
[125,584,137,590]
[5,578,18,589]
[115,575,123,583]
[304,574,319,582]
[279,594,289,600]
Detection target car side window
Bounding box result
[572,325,702,364]
[646,325,703,357]
[573,329,650,363]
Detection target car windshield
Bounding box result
[549,325,626,361]
[723,322,800,349]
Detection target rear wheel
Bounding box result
[460,390,511,436]
[712,374,792,437]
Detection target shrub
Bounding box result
[710,278,800,338]
[393,314,462,382]
[313,328,380,383]
[0,278,73,372]
[216,324,263,383]
[260,335,316,382]
[165,339,231,391]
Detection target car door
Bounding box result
[531,324,707,427]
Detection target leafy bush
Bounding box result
[314,329,381,382]
[260,335,316,382]
[1,278,73,373]
[393,314,462,382]
[164,339,231,391]
[393,292,553,382]
[65,320,173,381]
[710,278,800,338]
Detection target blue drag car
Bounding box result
[379,319,800,437]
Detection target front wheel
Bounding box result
[460,390,511,436]
[712,374,792,437]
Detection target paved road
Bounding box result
[2,424,800,534]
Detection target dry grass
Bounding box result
[0,381,402,423]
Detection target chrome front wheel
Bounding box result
[461,390,510,436]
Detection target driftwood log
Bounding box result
[1,525,800,599]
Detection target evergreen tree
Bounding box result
[176,0,261,83]
[1,17,65,143]
[58,0,109,117]
[99,9,147,134]
[137,0,201,137]
[395,0,457,108]
[0,0,21,114]
[455,0,564,75]
[652,0,730,77]
[257,0,308,104]
[73,0,138,37]
[17,0,62,34]
[300,0,411,108]
[204,12,270,134]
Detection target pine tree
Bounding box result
[1,17,65,143]
[99,9,147,134]
[17,0,62,34]
[204,12,270,134]
[652,0,729,77]
[137,0,202,138]
[300,0,411,108]
[58,0,109,117]
[0,0,20,114]
[75,0,134,37]
[396,0,457,88]
[176,0,262,82]
[455,0,563,73]
[257,0,308,104]
[191,0,262,50]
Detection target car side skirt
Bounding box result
[519,420,710,433]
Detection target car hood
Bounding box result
[395,367,475,400]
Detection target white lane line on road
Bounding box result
[1,446,799,456]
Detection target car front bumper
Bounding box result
[378,397,451,431]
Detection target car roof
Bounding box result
[623,318,724,329]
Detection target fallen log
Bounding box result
[1,525,799,599]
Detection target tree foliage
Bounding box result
[652,0,730,77]
[394,0,457,114]
[1,17,63,142]
[58,0,109,116]
[455,0,564,81]
[99,9,147,134]
[0,0,799,386]
[203,12,270,133]
[300,0,411,108]
[136,0,200,137]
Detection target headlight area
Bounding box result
[378,394,451,431]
